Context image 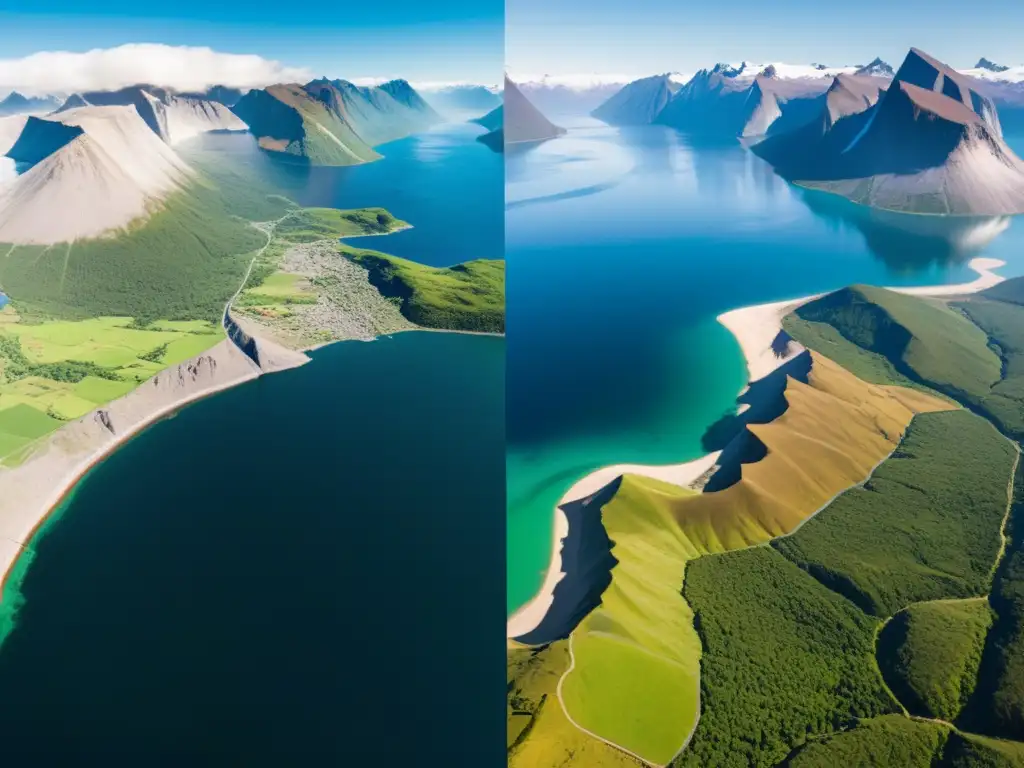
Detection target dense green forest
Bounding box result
[877,599,993,721]
[784,716,947,767]
[678,547,896,767]
[774,411,1014,616]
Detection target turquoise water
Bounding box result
[0,129,505,763]
[506,119,1024,615]
[194,122,504,266]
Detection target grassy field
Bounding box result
[348,250,505,333]
[560,475,704,766]
[775,411,1015,616]
[784,716,948,767]
[878,599,994,721]
[680,547,897,767]
[0,309,221,461]
[506,642,641,768]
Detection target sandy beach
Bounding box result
[508,256,1008,640]
[0,337,309,601]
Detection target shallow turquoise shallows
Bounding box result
[506,118,1024,617]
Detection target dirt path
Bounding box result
[221,213,292,343]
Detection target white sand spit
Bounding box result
[0,105,192,244]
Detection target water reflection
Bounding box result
[797,188,1014,273]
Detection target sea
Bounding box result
[0,123,506,765]
[506,116,1024,616]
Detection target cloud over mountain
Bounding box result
[0,43,313,96]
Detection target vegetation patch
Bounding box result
[274,207,408,243]
[942,732,1024,767]
[506,642,640,768]
[348,249,504,333]
[775,410,1015,617]
[877,599,994,721]
[561,475,704,766]
[680,547,897,767]
[783,715,948,767]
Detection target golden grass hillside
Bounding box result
[551,351,952,766]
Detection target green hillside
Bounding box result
[774,410,1015,617]
[347,250,504,333]
[877,599,993,721]
[785,284,1024,440]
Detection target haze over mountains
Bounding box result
[0,92,62,117]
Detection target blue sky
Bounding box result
[0,1,503,84]
[507,0,1024,77]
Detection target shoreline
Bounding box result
[507,256,1008,640]
[0,339,305,610]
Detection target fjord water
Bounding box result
[193,122,503,266]
[506,118,1024,615]
[0,126,505,763]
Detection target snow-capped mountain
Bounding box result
[960,59,1024,83]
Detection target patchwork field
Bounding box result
[0,308,221,463]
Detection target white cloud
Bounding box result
[506,72,634,89]
[0,43,313,96]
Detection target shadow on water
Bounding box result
[797,188,1014,272]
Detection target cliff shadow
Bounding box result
[701,350,813,492]
[513,478,621,646]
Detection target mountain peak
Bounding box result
[855,57,895,77]
[760,65,778,79]
[976,57,1010,72]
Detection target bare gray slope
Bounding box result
[503,76,566,144]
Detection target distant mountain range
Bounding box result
[515,76,631,116]
[232,78,442,165]
[751,48,1024,215]
[0,92,63,117]
[423,85,501,118]
[591,74,683,126]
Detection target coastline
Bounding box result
[507,256,1008,640]
[0,338,307,610]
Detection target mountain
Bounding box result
[656,63,856,139]
[591,74,683,125]
[232,78,441,164]
[503,76,566,145]
[179,85,245,108]
[0,92,62,117]
[516,76,629,116]
[977,57,1010,73]
[472,104,503,132]
[422,84,501,117]
[854,58,895,77]
[752,48,1024,215]
[56,85,246,145]
[0,105,193,244]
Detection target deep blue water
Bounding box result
[506,119,1024,614]
[193,122,504,267]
